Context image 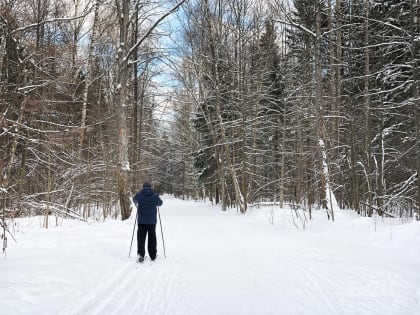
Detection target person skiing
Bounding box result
[133,181,163,263]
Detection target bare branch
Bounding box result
[126,0,188,63]
[11,14,91,34]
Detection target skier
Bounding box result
[133,181,163,263]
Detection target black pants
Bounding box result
[137,224,157,260]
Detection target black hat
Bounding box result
[143,181,152,188]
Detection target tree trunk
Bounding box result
[363,0,373,217]
[116,0,131,220]
[0,18,6,74]
[131,2,139,191]
[328,0,337,160]
[44,147,51,229]
[416,94,420,220]
[2,98,26,189]
[279,113,286,208]
[334,0,342,162]
[411,0,420,219]
[79,0,100,156]
[350,122,360,213]
[315,3,326,208]
[377,111,384,216]
[215,94,246,213]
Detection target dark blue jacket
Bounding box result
[133,188,163,224]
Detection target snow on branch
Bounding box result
[273,17,316,38]
[121,161,130,171]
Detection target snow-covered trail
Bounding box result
[1,196,420,315]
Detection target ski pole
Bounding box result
[157,207,166,259]
[129,211,138,258]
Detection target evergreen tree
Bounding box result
[257,19,285,200]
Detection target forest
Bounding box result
[0,0,419,226]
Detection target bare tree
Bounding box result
[114,0,186,220]
[79,0,100,156]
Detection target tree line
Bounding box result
[167,0,419,220]
[0,0,419,228]
[0,0,185,228]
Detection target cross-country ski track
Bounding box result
[2,196,420,315]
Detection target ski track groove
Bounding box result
[154,260,177,315]
[114,260,160,315]
[65,260,151,315]
[309,269,372,315]
[302,269,340,315]
[125,262,159,315]
[109,263,146,315]
[102,258,172,315]
[301,265,414,315]
[62,263,128,315]
[140,264,157,314]
[89,263,141,315]
[160,260,179,315]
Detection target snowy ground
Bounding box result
[1,196,420,315]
